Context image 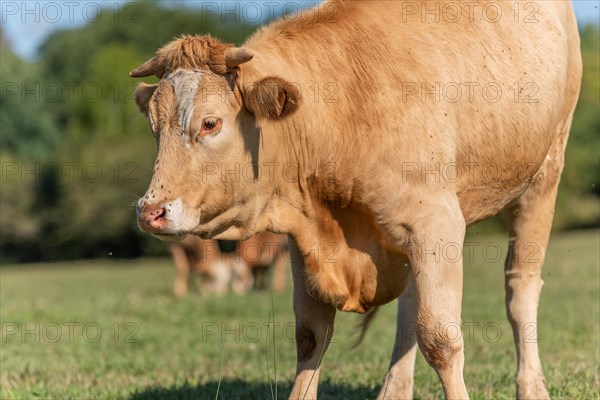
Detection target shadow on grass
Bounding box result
[129,379,379,400]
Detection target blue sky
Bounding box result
[1,0,599,60]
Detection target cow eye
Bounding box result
[197,117,222,140]
[203,118,218,131]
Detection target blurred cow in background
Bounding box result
[170,232,288,297]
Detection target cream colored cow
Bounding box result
[131,1,582,398]
[170,233,288,297]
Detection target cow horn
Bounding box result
[225,47,254,68]
[130,57,164,78]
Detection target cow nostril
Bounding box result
[138,204,168,230]
[152,207,167,221]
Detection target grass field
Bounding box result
[1,230,599,399]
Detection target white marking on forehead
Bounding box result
[166,70,202,136]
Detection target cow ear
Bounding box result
[243,77,301,119]
[134,83,158,116]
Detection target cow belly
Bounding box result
[457,164,540,226]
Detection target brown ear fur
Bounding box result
[244,77,301,119]
[135,83,158,116]
[129,35,234,79]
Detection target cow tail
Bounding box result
[353,306,379,347]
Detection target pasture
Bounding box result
[1,230,598,399]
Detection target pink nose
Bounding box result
[137,203,167,232]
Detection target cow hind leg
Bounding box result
[503,130,568,399]
[378,274,418,400]
[289,241,336,400]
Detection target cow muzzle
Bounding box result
[136,202,168,233]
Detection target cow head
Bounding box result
[131,35,301,241]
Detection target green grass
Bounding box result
[1,230,599,399]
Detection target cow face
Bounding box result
[131,37,300,241]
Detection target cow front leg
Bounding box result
[404,205,469,399]
[289,241,336,400]
[378,274,418,400]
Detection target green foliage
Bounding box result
[1,3,256,262]
[557,24,600,229]
[38,2,255,84]
[0,153,39,244]
[0,37,60,159]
